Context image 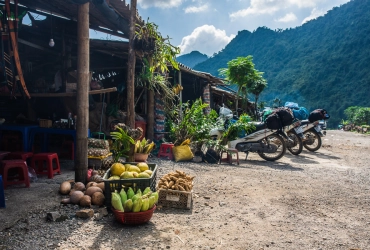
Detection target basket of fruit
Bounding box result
[112,205,156,225]
[111,186,159,225]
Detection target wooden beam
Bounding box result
[18,39,60,55]
[0,87,118,97]
[75,2,90,183]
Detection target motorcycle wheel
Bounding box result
[257,134,286,161]
[303,129,322,152]
[287,131,303,155]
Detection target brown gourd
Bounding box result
[91,192,105,206]
[85,186,103,197]
[70,191,84,204]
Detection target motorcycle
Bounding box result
[300,120,324,152]
[284,120,304,155]
[210,107,287,161]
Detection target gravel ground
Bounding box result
[0,130,369,250]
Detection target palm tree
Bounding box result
[219,56,264,112]
[248,79,267,120]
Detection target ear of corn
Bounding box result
[124,199,133,212]
[111,191,124,211]
[148,196,156,209]
[132,197,143,212]
[140,198,149,212]
[127,187,135,199]
[119,188,127,204]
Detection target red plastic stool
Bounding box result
[157,143,174,160]
[219,148,240,165]
[6,152,34,162]
[31,153,61,179]
[1,160,30,189]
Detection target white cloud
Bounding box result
[302,8,326,24]
[230,0,280,19]
[229,0,325,20]
[184,4,209,13]
[178,25,235,56]
[138,0,182,9]
[276,12,297,23]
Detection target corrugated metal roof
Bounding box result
[177,62,225,85]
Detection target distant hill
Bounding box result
[193,0,370,128]
[176,51,208,68]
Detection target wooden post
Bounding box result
[179,70,183,119]
[126,0,137,128]
[147,90,154,140]
[75,2,89,183]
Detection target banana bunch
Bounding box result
[172,84,183,95]
[135,137,155,154]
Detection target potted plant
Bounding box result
[110,126,135,163]
[134,137,155,162]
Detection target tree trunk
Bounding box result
[75,2,89,183]
[126,0,137,163]
[126,0,137,128]
[147,89,154,140]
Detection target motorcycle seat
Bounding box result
[300,120,310,125]
[250,122,267,131]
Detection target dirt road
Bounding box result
[0,130,369,250]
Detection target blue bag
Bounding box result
[284,102,299,109]
[292,107,309,120]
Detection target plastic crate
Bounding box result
[157,188,193,209]
[103,163,157,208]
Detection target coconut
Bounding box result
[79,195,91,207]
[70,191,84,204]
[59,181,72,195]
[73,182,86,191]
[91,192,105,206]
[85,186,103,197]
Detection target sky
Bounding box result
[135,0,351,56]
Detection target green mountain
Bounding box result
[177,51,208,68]
[193,0,370,128]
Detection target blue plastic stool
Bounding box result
[0,175,5,208]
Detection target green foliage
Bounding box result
[221,115,255,143]
[193,0,370,127]
[135,18,180,73]
[344,106,370,126]
[219,56,265,111]
[110,127,135,162]
[167,98,218,146]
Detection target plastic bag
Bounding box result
[172,145,194,162]
[284,102,299,109]
[28,167,38,182]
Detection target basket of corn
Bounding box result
[111,186,158,225]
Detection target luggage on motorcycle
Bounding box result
[275,107,295,126]
[308,109,330,123]
[265,112,281,130]
[262,109,273,122]
[292,107,309,120]
[284,102,299,109]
